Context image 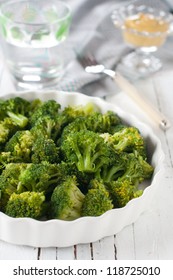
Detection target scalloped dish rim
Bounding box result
[0,90,164,247]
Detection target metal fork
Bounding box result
[78,53,170,131]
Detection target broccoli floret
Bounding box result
[101,127,146,158]
[51,176,85,220]
[0,97,29,127]
[84,111,121,133]
[5,191,45,219]
[31,114,68,142]
[119,151,154,185]
[27,99,43,117]
[6,111,28,129]
[61,130,110,173]
[62,110,121,134]
[57,161,94,193]
[30,100,61,126]
[6,97,30,116]
[0,118,19,145]
[0,163,28,210]
[82,179,113,217]
[60,117,88,142]
[0,162,63,211]
[95,150,126,182]
[61,111,121,143]
[4,130,59,164]
[0,152,21,172]
[105,179,138,208]
[62,102,98,123]
[31,135,59,164]
[19,162,63,193]
[5,130,34,162]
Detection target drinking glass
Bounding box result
[0,0,71,89]
[111,4,173,78]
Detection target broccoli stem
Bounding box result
[104,166,124,182]
[7,111,28,128]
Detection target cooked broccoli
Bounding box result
[60,117,88,142]
[57,161,94,193]
[31,135,59,164]
[82,179,113,217]
[119,151,154,185]
[4,130,59,164]
[105,179,138,208]
[5,130,34,162]
[5,97,30,116]
[31,114,68,142]
[51,176,85,220]
[0,163,28,211]
[61,111,121,141]
[0,162,63,211]
[0,96,154,220]
[61,130,111,173]
[0,118,19,145]
[5,191,45,219]
[0,97,29,127]
[0,152,18,171]
[19,162,63,193]
[61,102,98,123]
[27,98,43,117]
[84,111,121,133]
[100,127,146,158]
[95,150,126,182]
[30,100,61,126]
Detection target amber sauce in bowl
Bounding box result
[123,13,169,48]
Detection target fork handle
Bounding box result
[112,72,171,130]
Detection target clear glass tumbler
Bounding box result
[0,0,71,89]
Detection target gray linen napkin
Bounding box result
[56,1,129,93]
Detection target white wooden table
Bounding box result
[0,59,173,260]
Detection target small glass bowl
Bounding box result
[111,4,173,77]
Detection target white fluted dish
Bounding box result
[0,90,164,247]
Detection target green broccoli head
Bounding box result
[30,100,61,126]
[0,163,28,211]
[0,99,8,120]
[5,130,34,162]
[105,179,140,208]
[0,118,18,145]
[19,162,63,193]
[0,97,29,128]
[27,99,43,117]
[62,102,98,123]
[95,150,126,182]
[5,130,59,164]
[5,97,31,116]
[61,130,110,173]
[31,135,60,164]
[84,111,121,133]
[101,127,146,158]
[60,117,88,142]
[31,114,68,142]
[51,176,85,221]
[120,151,154,185]
[0,115,28,146]
[0,152,13,171]
[5,191,45,219]
[0,163,28,195]
[82,179,113,217]
[57,161,93,193]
